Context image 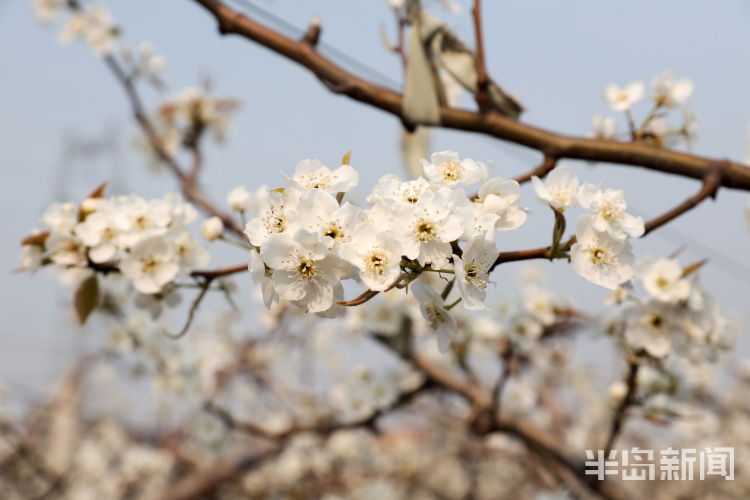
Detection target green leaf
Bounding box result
[681,259,707,278]
[549,205,567,257]
[341,150,352,165]
[74,275,99,325]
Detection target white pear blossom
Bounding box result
[244,189,299,246]
[570,215,634,290]
[19,244,44,273]
[46,232,87,267]
[32,0,66,23]
[452,236,499,310]
[120,237,179,294]
[420,150,488,188]
[57,6,118,55]
[474,177,528,232]
[531,164,579,210]
[200,216,224,242]
[410,281,458,353]
[396,189,463,268]
[576,183,644,239]
[651,70,694,108]
[163,193,198,229]
[249,250,277,308]
[623,301,678,358]
[293,190,363,251]
[604,81,644,112]
[42,202,78,234]
[340,224,402,291]
[287,159,358,195]
[117,195,171,247]
[366,175,432,207]
[74,207,131,263]
[227,186,251,212]
[636,257,690,303]
[260,230,350,313]
[173,232,209,275]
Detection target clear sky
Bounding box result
[2,0,750,396]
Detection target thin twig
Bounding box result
[100,52,244,237]
[604,360,640,455]
[643,163,724,235]
[471,0,490,110]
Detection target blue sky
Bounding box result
[2,0,750,393]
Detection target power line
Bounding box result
[227,0,402,90]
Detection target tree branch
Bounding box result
[101,53,244,238]
[604,360,639,455]
[471,0,490,111]
[643,162,724,235]
[188,0,750,191]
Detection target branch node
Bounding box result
[301,17,321,47]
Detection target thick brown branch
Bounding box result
[189,0,750,191]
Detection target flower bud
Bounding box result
[200,216,224,241]
[608,381,628,402]
[227,186,250,212]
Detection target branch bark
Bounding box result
[188,0,750,192]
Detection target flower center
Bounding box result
[135,215,149,230]
[441,160,462,182]
[101,226,116,241]
[297,258,316,278]
[589,247,608,265]
[415,219,436,242]
[322,222,343,242]
[365,251,388,275]
[599,198,624,221]
[263,209,286,234]
[177,243,190,259]
[647,313,664,330]
[655,276,669,289]
[141,256,160,274]
[422,304,444,330]
[550,185,575,206]
[464,261,488,290]
[299,171,332,190]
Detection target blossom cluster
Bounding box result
[592,70,697,148]
[33,1,120,56]
[531,164,644,289]
[20,190,209,295]
[138,85,238,166]
[226,152,528,350]
[606,256,734,360]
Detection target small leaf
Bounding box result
[341,150,352,165]
[550,204,567,253]
[74,275,99,325]
[681,259,708,278]
[21,231,50,247]
[86,182,107,199]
